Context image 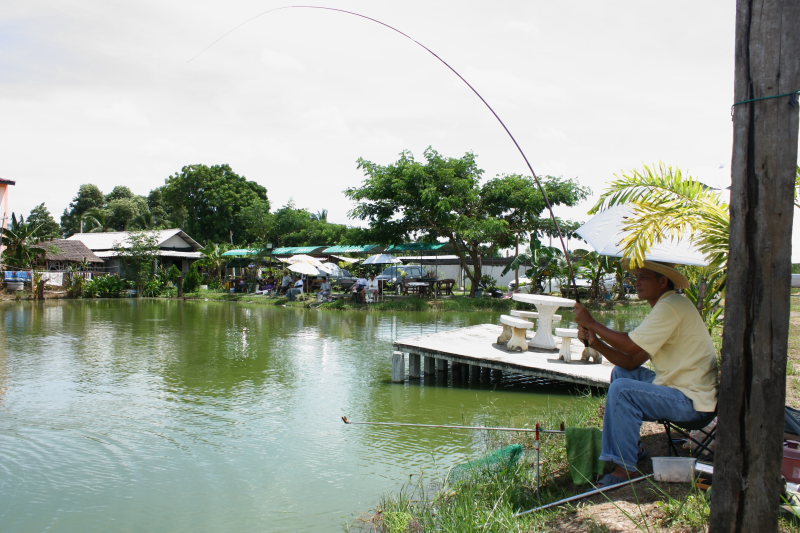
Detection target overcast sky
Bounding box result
[3,1,797,257]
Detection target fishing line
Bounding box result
[191,5,582,299]
[340,416,565,434]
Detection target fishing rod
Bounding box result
[191,5,585,308]
[341,416,565,434]
[513,473,654,516]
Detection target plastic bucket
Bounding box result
[783,441,800,482]
[652,456,696,483]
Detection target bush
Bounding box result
[83,274,131,298]
[184,264,202,293]
[67,272,86,297]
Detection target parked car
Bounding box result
[310,265,358,291]
[376,265,432,288]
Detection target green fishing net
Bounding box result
[447,444,524,484]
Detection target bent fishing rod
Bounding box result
[191,5,585,309]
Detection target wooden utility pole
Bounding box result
[711,1,800,531]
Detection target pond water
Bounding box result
[0,299,649,532]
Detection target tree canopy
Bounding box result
[160,164,269,245]
[61,184,106,235]
[26,203,62,240]
[346,147,589,295]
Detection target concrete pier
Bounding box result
[391,323,612,388]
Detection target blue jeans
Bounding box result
[601,366,710,471]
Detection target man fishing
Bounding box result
[574,260,718,487]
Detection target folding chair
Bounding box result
[660,410,717,460]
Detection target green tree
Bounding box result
[106,196,148,231]
[161,164,269,244]
[146,188,174,229]
[268,202,315,247]
[105,186,134,202]
[502,239,564,293]
[1,214,46,269]
[236,199,273,244]
[26,203,62,240]
[575,250,617,302]
[114,231,160,296]
[82,207,115,233]
[347,148,588,296]
[61,184,106,235]
[197,242,230,287]
[483,173,588,287]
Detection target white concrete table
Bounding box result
[512,294,576,349]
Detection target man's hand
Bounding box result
[578,326,597,347]
[574,302,596,328]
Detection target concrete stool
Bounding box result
[555,328,578,362]
[499,315,534,352]
[510,310,539,321]
[581,346,603,364]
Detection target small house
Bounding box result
[37,239,105,271]
[67,229,204,275]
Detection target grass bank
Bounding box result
[183,289,520,312]
[356,392,800,533]
[181,289,646,314]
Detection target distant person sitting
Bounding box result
[279,272,293,295]
[366,274,380,302]
[261,277,276,295]
[286,276,304,301]
[352,277,368,302]
[318,276,332,301]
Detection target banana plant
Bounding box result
[1,214,45,269]
[502,238,563,293]
[574,250,617,302]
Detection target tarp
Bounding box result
[321,245,379,253]
[271,246,325,255]
[222,248,260,257]
[386,243,450,252]
[4,271,32,282]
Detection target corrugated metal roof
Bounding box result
[271,246,324,255]
[94,250,203,259]
[67,229,203,251]
[321,245,379,253]
[386,243,450,252]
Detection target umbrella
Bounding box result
[288,262,320,276]
[576,204,709,266]
[320,262,342,275]
[284,254,324,267]
[362,254,402,265]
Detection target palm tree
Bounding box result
[81,208,115,233]
[590,162,730,270]
[502,239,563,293]
[311,209,328,222]
[589,163,730,326]
[198,242,231,286]
[575,250,617,302]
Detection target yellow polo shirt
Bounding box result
[629,291,718,412]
